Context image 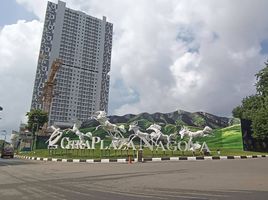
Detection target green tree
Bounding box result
[233,61,268,139]
[256,61,268,96]
[251,106,268,139]
[232,105,243,119]
[233,95,262,119]
[26,109,48,132]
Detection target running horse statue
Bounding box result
[70,121,92,142]
[92,111,128,148]
[146,123,171,144]
[178,126,213,140]
[178,126,213,151]
[128,121,151,142]
[92,111,126,138]
[128,121,154,150]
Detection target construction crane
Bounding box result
[42,58,62,114]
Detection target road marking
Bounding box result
[117,158,127,163]
[101,159,110,163]
[152,158,161,162]
[188,157,196,161]
[204,156,212,160]
[170,157,179,161]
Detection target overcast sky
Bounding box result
[1,0,268,137]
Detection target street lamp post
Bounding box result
[0,106,3,120]
[1,130,7,141]
[1,130,7,150]
[31,119,39,151]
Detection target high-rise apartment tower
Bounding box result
[31,1,113,126]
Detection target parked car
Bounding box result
[1,143,14,158]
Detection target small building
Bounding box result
[18,124,33,151]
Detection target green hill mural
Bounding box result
[79,110,242,150]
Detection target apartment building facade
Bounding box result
[31,1,113,126]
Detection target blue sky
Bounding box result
[260,39,268,55]
[1,0,268,138]
[0,0,36,27]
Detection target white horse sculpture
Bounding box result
[179,126,212,140]
[146,123,170,144]
[71,121,92,142]
[128,122,151,142]
[93,111,125,139]
[168,132,178,144]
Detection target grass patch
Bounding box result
[19,147,267,159]
[194,124,243,150]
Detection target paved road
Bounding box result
[0,158,268,200]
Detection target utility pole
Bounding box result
[31,117,39,151]
[0,106,2,120]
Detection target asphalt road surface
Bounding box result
[0,157,268,200]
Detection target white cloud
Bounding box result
[16,0,48,20]
[2,0,268,136]
[0,20,43,136]
[106,0,268,116]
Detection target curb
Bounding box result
[15,154,268,164]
